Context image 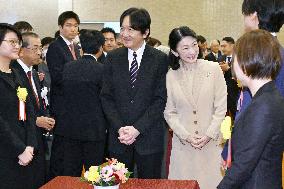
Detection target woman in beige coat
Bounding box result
[164,26,227,189]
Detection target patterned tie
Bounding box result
[130,52,138,88]
[69,43,77,60]
[27,71,40,108]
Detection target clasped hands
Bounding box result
[36,116,55,131]
[118,126,140,145]
[18,146,34,166]
[180,134,212,150]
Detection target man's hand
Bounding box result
[219,62,230,72]
[38,72,45,82]
[18,146,34,166]
[118,126,140,145]
[36,116,55,130]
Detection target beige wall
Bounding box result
[0,0,58,38]
[72,0,284,45]
[0,0,283,45]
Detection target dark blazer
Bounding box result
[98,52,106,64]
[218,81,284,189]
[57,55,106,141]
[46,36,80,118]
[10,60,47,188]
[219,55,239,118]
[101,45,168,155]
[204,51,222,62]
[0,68,37,189]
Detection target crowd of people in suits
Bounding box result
[0,0,284,189]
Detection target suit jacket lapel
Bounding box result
[116,48,133,96]
[194,60,207,104]
[58,36,76,61]
[178,66,197,108]
[131,45,152,96]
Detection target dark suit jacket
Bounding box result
[0,68,38,189]
[204,51,222,62]
[46,36,80,118]
[219,55,239,118]
[57,55,106,141]
[98,53,106,64]
[101,45,168,155]
[218,81,284,189]
[10,61,47,152]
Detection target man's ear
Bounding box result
[143,29,150,39]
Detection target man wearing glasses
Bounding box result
[46,11,81,180]
[11,32,55,188]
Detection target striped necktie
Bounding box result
[130,52,138,88]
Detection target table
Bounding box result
[40,176,200,189]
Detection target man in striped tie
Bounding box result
[101,7,168,179]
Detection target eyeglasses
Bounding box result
[25,46,43,53]
[2,39,22,47]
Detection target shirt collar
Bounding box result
[17,59,32,73]
[83,53,97,61]
[60,35,73,46]
[271,32,277,37]
[128,41,146,63]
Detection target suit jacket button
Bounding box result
[130,100,134,103]
[195,131,199,134]
[194,121,197,124]
[193,111,197,114]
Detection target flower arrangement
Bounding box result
[83,158,131,187]
[221,116,232,140]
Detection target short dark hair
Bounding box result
[222,37,235,44]
[41,37,55,47]
[120,7,151,37]
[234,29,281,80]
[0,23,22,46]
[101,27,116,38]
[168,26,198,70]
[13,21,33,33]
[58,11,80,27]
[21,32,40,48]
[197,35,206,44]
[79,29,105,54]
[242,0,284,32]
[54,30,60,38]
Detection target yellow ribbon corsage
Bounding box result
[221,116,232,140]
[17,87,28,102]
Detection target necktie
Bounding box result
[27,71,40,108]
[130,52,138,88]
[69,43,77,60]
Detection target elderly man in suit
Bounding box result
[46,11,81,179]
[59,29,106,176]
[205,39,222,62]
[101,7,168,179]
[11,32,55,188]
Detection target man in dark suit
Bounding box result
[219,37,239,120]
[97,27,117,63]
[101,8,168,179]
[46,11,81,179]
[10,32,55,188]
[59,29,106,176]
[205,39,222,62]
